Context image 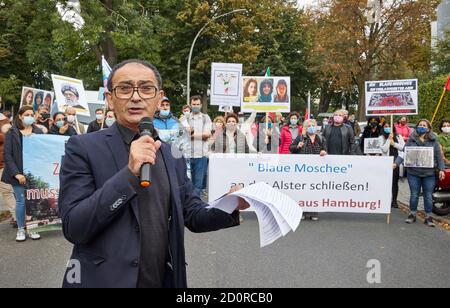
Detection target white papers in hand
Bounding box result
[208,182,303,247]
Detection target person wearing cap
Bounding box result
[153,96,181,144]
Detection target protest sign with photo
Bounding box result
[404,147,434,168]
[52,74,90,116]
[365,79,418,116]
[23,135,69,232]
[364,138,383,154]
[20,87,54,112]
[209,154,393,214]
[211,63,242,107]
[241,77,291,113]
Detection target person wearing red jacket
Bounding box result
[279,112,303,154]
[395,116,413,143]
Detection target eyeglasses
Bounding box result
[113,85,158,100]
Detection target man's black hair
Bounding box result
[107,59,162,92]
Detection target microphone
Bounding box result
[139,117,155,188]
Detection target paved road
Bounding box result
[0,208,449,288]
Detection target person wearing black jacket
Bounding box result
[360,117,382,154]
[49,112,78,137]
[1,106,43,242]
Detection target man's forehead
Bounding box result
[113,63,157,83]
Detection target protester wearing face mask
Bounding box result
[379,123,405,208]
[1,106,43,242]
[211,113,249,154]
[290,119,327,221]
[210,116,225,145]
[322,110,357,155]
[65,107,85,134]
[179,105,191,122]
[153,97,180,144]
[360,117,382,155]
[279,112,303,154]
[254,116,280,154]
[394,119,446,227]
[395,116,412,143]
[438,119,450,167]
[49,112,77,136]
[186,95,212,197]
[105,110,116,128]
[0,113,15,227]
[87,108,107,133]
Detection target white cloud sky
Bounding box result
[297,0,317,8]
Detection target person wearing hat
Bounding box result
[153,96,181,144]
[61,84,86,111]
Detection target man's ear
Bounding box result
[105,91,114,111]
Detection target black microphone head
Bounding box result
[139,117,154,134]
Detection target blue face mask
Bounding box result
[384,128,391,134]
[23,116,35,126]
[417,127,428,135]
[56,120,65,129]
[267,123,273,129]
[307,126,317,135]
[160,109,170,117]
[192,107,201,114]
[290,119,298,126]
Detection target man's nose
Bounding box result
[130,89,142,102]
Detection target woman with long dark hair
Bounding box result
[1,106,43,241]
[379,122,405,208]
[394,119,446,227]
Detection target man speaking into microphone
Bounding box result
[58,59,249,288]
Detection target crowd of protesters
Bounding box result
[0,93,447,242]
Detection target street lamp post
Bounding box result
[186,9,247,105]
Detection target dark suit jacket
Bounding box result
[58,123,239,288]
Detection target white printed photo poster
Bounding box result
[52,74,90,117]
[404,147,434,168]
[241,77,291,113]
[211,63,243,107]
[20,87,54,112]
[364,138,383,155]
[365,79,418,116]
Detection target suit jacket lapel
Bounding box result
[160,144,183,223]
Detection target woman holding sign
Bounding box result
[379,123,405,208]
[394,119,446,227]
[2,106,43,242]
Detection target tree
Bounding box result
[308,0,440,119]
[432,30,450,77]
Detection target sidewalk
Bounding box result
[398,178,450,229]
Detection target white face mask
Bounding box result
[67,115,76,123]
[105,118,116,127]
[443,127,450,134]
[96,114,104,121]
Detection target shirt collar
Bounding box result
[116,123,139,146]
[116,122,160,145]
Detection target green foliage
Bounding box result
[0,0,442,120]
[416,75,449,128]
[432,30,450,77]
